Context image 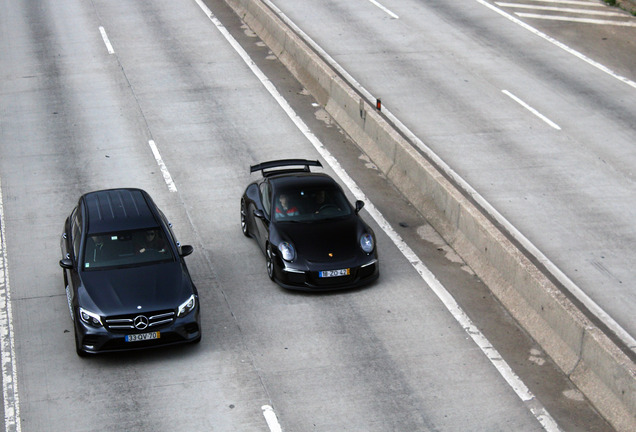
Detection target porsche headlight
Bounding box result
[279,242,296,262]
[360,233,374,254]
[79,307,103,327]
[178,294,196,317]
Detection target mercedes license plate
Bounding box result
[126,331,160,342]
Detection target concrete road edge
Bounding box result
[221,0,636,430]
[615,0,636,15]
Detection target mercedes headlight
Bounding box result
[360,233,374,254]
[79,307,103,327]
[178,294,196,317]
[279,242,296,262]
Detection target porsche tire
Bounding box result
[241,199,250,237]
[266,245,275,281]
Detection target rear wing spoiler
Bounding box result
[250,159,323,177]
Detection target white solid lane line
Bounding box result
[496,3,628,17]
[516,13,636,26]
[193,1,560,430]
[0,177,21,432]
[474,0,636,90]
[502,90,562,130]
[515,0,605,5]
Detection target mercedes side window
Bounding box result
[158,210,178,247]
[71,213,81,263]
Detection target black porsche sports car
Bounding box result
[59,188,201,356]
[241,159,379,290]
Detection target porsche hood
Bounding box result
[275,216,370,262]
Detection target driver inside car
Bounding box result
[136,229,166,254]
[312,189,341,214]
[276,193,300,218]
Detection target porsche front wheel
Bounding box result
[266,245,275,281]
[241,199,250,237]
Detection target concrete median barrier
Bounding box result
[223,0,636,429]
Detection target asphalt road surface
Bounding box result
[0,0,629,431]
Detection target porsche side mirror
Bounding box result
[180,245,194,257]
[254,209,265,219]
[355,200,365,214]
[59,258,73,269]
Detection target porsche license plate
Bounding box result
[126,332,160,342]
[319,268,350,278]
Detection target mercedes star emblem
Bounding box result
[134,315,149,330]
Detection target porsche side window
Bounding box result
[260,183,272,216]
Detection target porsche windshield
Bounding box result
[273,186,352,221]
[82,228,174,269]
